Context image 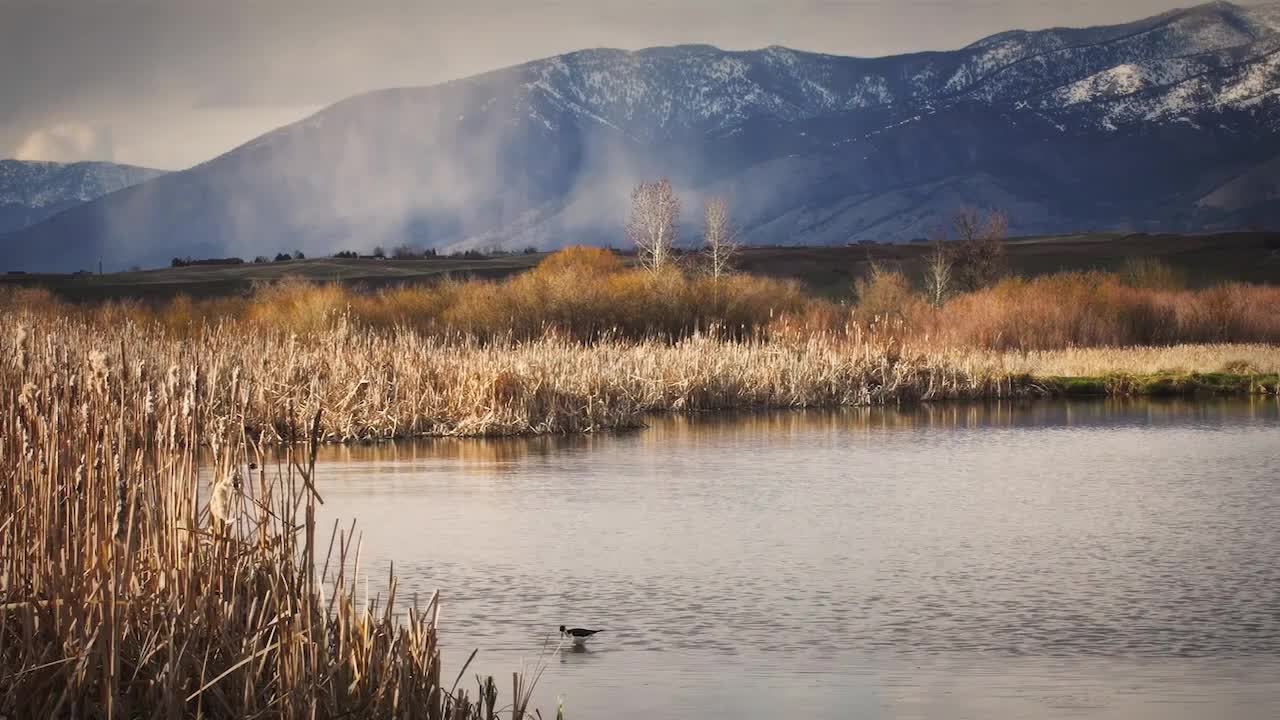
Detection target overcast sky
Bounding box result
[2,0,1195,169]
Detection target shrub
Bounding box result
[533,245,624,277]
[853,267,920,325]
[24,253,1280,350]
[1120,257,1186,290]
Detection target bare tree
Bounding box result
[950,207,1008,291]
[922,239,953,307]
[626,179,681,272]
[702,196,738,280]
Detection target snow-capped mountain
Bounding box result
[5,1,1280,271]
[0,160,166,237]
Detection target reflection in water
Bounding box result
[316,396,1280,466]
[313,398,1280,720]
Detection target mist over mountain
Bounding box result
[4,1,1280,271]
[0,160,165,239]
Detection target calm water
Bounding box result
[314,398,1280,719]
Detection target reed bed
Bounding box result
[0,316,1023,442]
[0,321,531,718]
[4,314,1275,444]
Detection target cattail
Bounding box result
[209,468,242,527]
[17,382,36,411]
[114,476,130,542]
[87,348,109,389]
[13,323,28,370]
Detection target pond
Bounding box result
[314,398,1280,719]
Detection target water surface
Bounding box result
[316,398,1280,719]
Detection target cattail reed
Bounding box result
[0,314,522,719]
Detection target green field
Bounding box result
[4,231,1278,301]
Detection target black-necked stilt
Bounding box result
[559,625,602,646]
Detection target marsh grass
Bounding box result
[3,314,1275,445]
[0,325,534,719]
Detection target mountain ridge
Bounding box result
[0,159,167,239]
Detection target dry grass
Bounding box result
[0,320,535,718]
[3,313,1275,445]
[988,344,1280,377]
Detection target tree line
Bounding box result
[168,178,1005,291]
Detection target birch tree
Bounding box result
[626,179,680,272]
[922,240,953,307]
[702,196,738,281]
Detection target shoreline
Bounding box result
[333,371,1280,441]
[1036,372,1280,398]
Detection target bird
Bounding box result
[559,625,603,646]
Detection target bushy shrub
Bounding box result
[26,248,1280,350]
[1120,257,1186,290]
[852,267,921,325]
[928,273,1280,349]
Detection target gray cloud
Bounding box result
[1,0,1191,169]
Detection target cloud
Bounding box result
[14,122,115,163]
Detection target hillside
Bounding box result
[4,2,1280,271]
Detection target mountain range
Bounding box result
[0,160,164,239]
[4,1,1280,271]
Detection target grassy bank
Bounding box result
[1038,371,1280,397]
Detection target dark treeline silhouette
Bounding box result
[170,257,245,268]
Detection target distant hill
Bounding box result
[0,160,166,238]
[4,2,1280,271]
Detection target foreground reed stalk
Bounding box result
[0,326,520,718]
